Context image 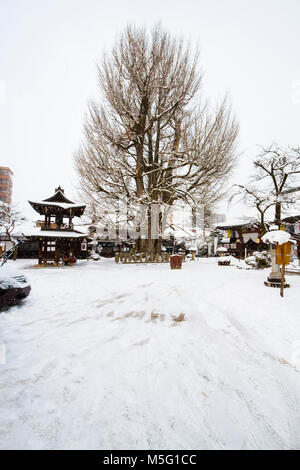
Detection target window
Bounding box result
[46,240,56,252]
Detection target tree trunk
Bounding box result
[275,202,281,226]
[259,211,267,235]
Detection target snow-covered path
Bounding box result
[0,258,300,449]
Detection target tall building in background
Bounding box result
[0,167,13,205]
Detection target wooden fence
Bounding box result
[115,253,186,264]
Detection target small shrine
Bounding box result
[27,186,87,266]
[216,222,269,258]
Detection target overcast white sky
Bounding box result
[0,0,300,221]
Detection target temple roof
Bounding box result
[28,186,86,217]
[282,214,300,223]
[43,186,75,204]
[23,228,87,239]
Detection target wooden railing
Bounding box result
[115,252,186,264]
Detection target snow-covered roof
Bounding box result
[29,200,84,210]
[23,228,86,239]
[28,187,85,217]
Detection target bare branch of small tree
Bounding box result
[252,144,300,223]
[0,202,26,244]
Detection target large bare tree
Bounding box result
[75,24,239,253]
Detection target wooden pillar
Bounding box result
[54,244,60,266]
[38,239,43,265]
[13,245,18,261]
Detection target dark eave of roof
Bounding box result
[28,200,85,216]
[282,215,300,223]
[216,222,261,230]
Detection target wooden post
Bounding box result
[38,239,43,265]
[115,253,119,263]
[13,245,18,261]
[54,248,59,266]
[280,263,286,297]
[139,253,143,263]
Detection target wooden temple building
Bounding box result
[216,222,269,258]
[26,186,88,266]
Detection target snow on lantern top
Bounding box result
[262,230,291,245]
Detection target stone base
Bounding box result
[264,279,290,288]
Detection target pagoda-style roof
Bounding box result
[23,228,87,240]
[43,186,75,204]
[28,186,86,217]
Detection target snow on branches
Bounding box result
[232,144,300,229]
[0,202,26,243]
[75,24,239,253]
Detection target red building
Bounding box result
[0,166,13,205]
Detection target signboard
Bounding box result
[276,242,292,265]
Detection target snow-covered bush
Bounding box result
[245,251,270,269]
[218,256,231,266]
[90,251,101,261]
[217,247,228,255]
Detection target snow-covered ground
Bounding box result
[0,258,300,450]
